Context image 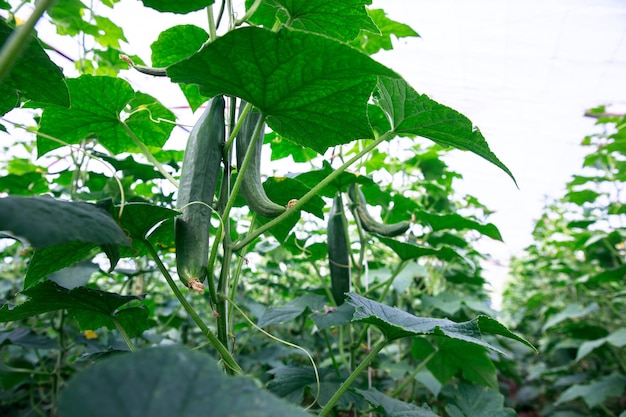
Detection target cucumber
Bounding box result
[327,193,351,305]
[348,184,411,237]
[235,101,285,218]
[175,96,225,287]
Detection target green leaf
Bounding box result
[375,236,473,267]
[24,242,100,288]
[414,211,503,241]
[114,203,178,241]
[0,327,56,349]
[48,261,100,290]
[167,27,399,153]
[0,280,141,330]
[0,196,130,249]
[375,77,516,184]
[555,373,626,409]
[354,388,440,417]
[140,0,214,14]
[421,292,496,316]
[347,293,535,352]
[249,0,378,42]
[151,25,209,67]
[310,303,355,330]
[442,384,517,417]
[269,133,317,163]
[294,160,374,197]
[351,9,420,55]
[0,19,69,109]
[426,339,497,389]
[94,153,162,181]
[542,302,600,332]
[264,176,326,219]
[564,189,602,205]
[257,294,326,327]
[58,346,312,417]
[38,75,174,156]
[576,328,626,361]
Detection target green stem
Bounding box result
[0,0,56,83]
[121,121,179,188]
[390,350,436,397]
[232,132,392,252]
[206,2,217,41]
[143,239,243,375]
[318,337,387,417]
[235,0,263,26]
[112,317,137,352]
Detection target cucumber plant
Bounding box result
[0,1,535,416]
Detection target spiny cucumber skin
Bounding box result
[235,101,285,218]
[349,184,411,238]
[175,96,225,286]
[327,194,351,305]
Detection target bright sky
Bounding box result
[371,0,626,297]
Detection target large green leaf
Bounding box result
[414,211,503,241]
[375,77,516,184]
[58,346,312,417]
[24,242,100,288]
[140,0,214,14]
[167,26,399,153]
[247,0,378,42]
[542,302,599,332]
[257,293,326,327]
[347,293,535,352]
[0,280,145,336]
[576,328,626,361]
[375,236,473,267]
[0,196,130,249]
[37,75,175,156]
[355,388,440,417]
[442,384,517,417]
[0,19,69,110]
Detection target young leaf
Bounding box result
[351,9,420,55]
[37,75,175,156]
[0,196,130,249]
[58,346,312,417]
[347,292,535,352]
[167,26,400,153]
[375,77,516,185]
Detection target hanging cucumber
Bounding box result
[327,193,351,305]
[235,101,285,218]
[348,184,411,237]
[175,96,225,287]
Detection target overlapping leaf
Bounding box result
[167,26,399,153]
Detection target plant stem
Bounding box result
[112,317,137,352]
[318,337,387,417]
[121,121,179,188]
[390,350,436,397]
[143,239,243,375]
[232,132,392,252]
[0,0,56,83]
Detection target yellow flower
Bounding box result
[84,330,98,340]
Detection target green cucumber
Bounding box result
[327,193,351,305]
[175,96,225,287]
[348,184,411,237]
[235,101,285,218]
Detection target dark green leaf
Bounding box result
[0,19,69,108]
[375,77,516,184]
[415,211,503,241]
[442,383,517,417]
[113,203,178,241]
[257,294,326,327]
[294,161,374,197]
[24,242,100,288]
[347,293,535,351]
[542,302,600,331]
[0,172,49,195]
[167,27,399,153]
[0,280,141,328]
[140,0,214,14]
[94,153,162,181]
[375,236,472,266]
[0,196,130,249]
[555,373,626,409]
[58,346,312,417]
[48,261,100,290]
[310,302,355,330]
[355,388,440,417]
[264,176,325,219]
[249,0,378,42]
[0,327,56,349]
